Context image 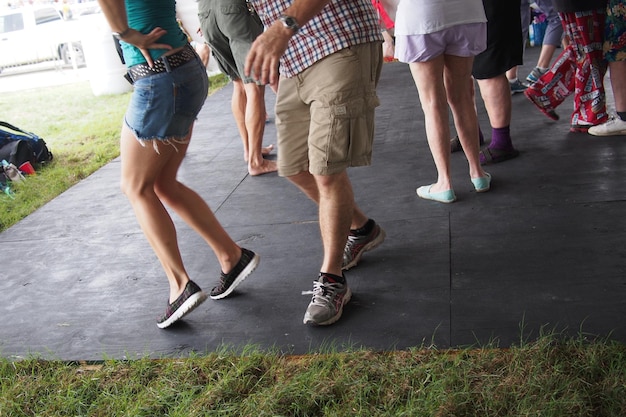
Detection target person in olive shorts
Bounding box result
[198,0,277,176]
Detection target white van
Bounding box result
[0,5,85,71]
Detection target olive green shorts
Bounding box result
[197,0,263,83]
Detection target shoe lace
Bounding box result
[310,280,338,306]
[343,234,359,260]
[608,114,620,123]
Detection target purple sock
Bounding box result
[489,126,513,150]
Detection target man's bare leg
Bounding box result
[314,171,355,276]
[231,80,250,159]
[231,80,277,175]
[288,170,370,235]
[242,81,277,175]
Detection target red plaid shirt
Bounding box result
[252,0,383,78]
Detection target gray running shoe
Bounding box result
[303,274,352,326]
[509,79,528,94]
[526,66,547,84]
[342,221,386,270]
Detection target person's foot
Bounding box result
[343,220,386,270]
[210,248,259,300]
[588,116,626,136]
[303,273,351,326]
[262,144,274,156]
[450,134,485,153]
[526,66,547,84]
[249,159,278,176]
[416,185,456,203]
[479,147,519,165]
[509,78,528,94]
[245,144,274,162]
[471,172,492,192]
[524,89,559,121]
[157,280,207,329]
[570,123,593,133]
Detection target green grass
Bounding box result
[0,72,229,232]
[0,335,625,416]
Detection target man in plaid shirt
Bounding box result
[245,0,387,326]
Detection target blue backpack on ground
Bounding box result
[0,121,53,167]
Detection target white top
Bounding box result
[394,0,487,35]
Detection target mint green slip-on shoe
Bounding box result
[416,185,456,203]
[471,173,491,192]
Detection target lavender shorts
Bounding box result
[395,22,487,63]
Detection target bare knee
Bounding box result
[120,176,155,203]
[314,172,352,199]
[287,170,320,202]
[153,177,181,205]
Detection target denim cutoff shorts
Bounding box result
[124,54,208,144]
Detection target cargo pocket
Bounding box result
[322,95,377,165]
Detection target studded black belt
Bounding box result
[127,44,197,83]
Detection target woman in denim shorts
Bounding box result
[98,0,259,329]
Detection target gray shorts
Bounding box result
[198,0,263,83]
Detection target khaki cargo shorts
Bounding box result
[275,42,382,177]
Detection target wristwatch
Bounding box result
[279,15,300,34]
[112,27,131,40]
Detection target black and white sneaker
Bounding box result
[157,280,207,329]
[210,248,259,300]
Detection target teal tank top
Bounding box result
[120,0,188,67]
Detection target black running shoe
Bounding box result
[157,280,207,329]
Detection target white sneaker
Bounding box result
[588,116,626,136]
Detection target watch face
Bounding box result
[280,15,299,32]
